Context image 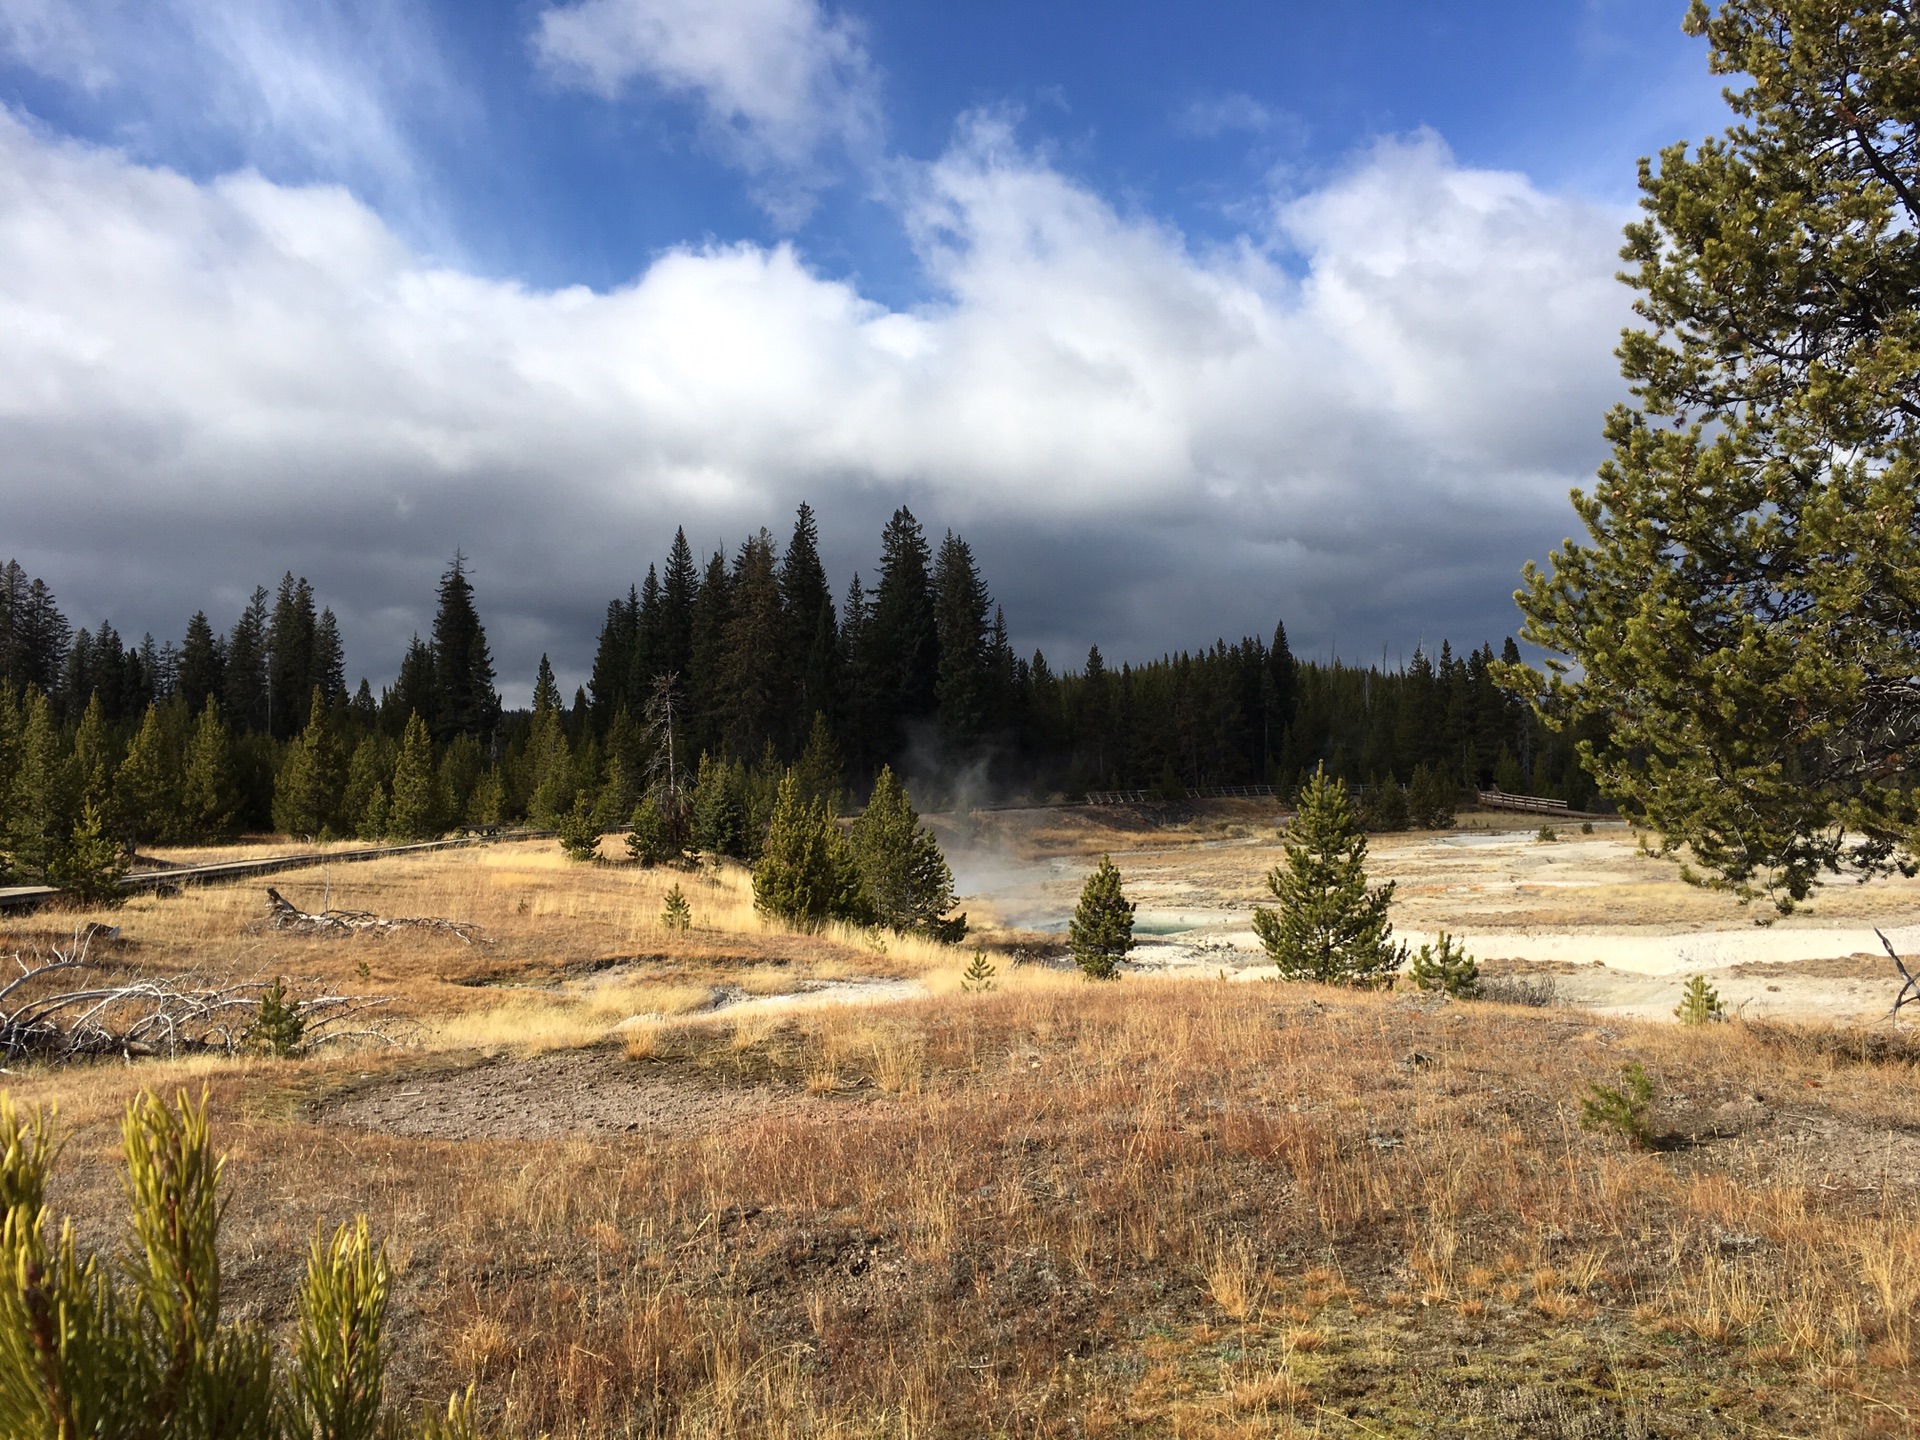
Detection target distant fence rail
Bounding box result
[1477,789,1570,815]
[1084,784,1278,806]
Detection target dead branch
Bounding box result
[1876,928,1920,1020]
[0,929,407,1063]
[256,887,479,943]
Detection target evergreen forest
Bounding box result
[0,505,1597,883]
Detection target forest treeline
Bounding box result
[0,505,1595,882]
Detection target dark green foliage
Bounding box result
[933,530,993,752]
[1069,855,1133,979]
[660,883,692,931]
[1580,1062,1657,1148]
[1408,932,1479,998]
[555,793,604,862]
[267,572,318,739]
[1674,975,1725,1025]
[1253,767,1404,987]
[1406,763,1456,830]
[180,698,240,841]
[430,552,499,742]
[3,688,72,881]
[113,702,181,845]
[0,1091,480,1439]
[224,585,271,735]
[48,800,126,904]
[1513,0,1920,909]
[862,509,938,754]
[849,767,964,941]
[627,794,680,866]
[690,753,749,859]
[753,771,867,930]
[793,711,843,814]
[386,712,443,841]
[249,977,307,1057]
[959,948,996,993]
[1359,775,1408,832]
[273,689,344,839]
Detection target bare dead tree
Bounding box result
[256,887,478,943]
[1876,928,1920,1020]
[0,930,404,1063]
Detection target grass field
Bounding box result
[2,820,1917,1436]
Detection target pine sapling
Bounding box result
[556,793,604,862]
[661,884,692,932]
[250,976,307,1058]
[960,948,997,993]
[1674,975,1725,1025]
[1579,1062,1657,1148]
[1409,932,1479,998]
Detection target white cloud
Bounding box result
[533,0,879,217]
[0,108,1630,696]
[0,0,112,90]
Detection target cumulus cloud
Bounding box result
[534,0,879,219]
[0,108,1629,700]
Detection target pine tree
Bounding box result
[1512,1,1920,908]
[267,573,318,740]
[1406,763,1456,830]
[430,553,498,742]
[385,636,437,737]
[753,771,867,929]
[1069,856,1134,980]
[342,736,394,841]
[386,712,442,841]
[224,586,270,735]
[113,702,181,846]
[849,767,963,940]
[1254,766,1404,986]
[793,711,843,814]
[178,610,224,714]
[179,698,239,841]
[50,800,127,903]
[527,657,575,828]
[274,688,344,839]
[781,502,837,741]
[627,794,679,866]
[933,530,993,754]
[0,687,19,841]
[3,688,74,881]
[71,692,117,815]
[658,527,701,682]
[555,793,604,862]
[313,607,346,702]
[1409,932,1479,998]
[686,550,732,761]
[719,530,785,759]
[689,753,746,859]
[863,508,938,751]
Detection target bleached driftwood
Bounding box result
[0,931,401,1063]
[258,887,478,943]
[1877,928,1920,1020]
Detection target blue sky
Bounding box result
[0,0,1732,698]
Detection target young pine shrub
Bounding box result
[249,975,307,1057]
[1579,1062,1657,1148]
[0,1090,483,1438]
[1069,856,1134,980]
[1674,974,1725,1025]
[626,793,679,866]
[661,883,693,932]
[555,793,604,862]
[1409,932,1479,998]
[959,948,997,993]
[1253,766,1404,987]
[849,767,965,942]
[753,771,867,931]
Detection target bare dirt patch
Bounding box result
[324,1044,822,1141]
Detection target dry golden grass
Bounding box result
[4,838,1920,1435]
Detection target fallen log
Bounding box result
[259,887,478,943]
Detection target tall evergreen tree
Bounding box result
[933,531,993,753]
[113,703,181,847]
[224,587,271,735]
[862,508,938,752]
[1515,0,1920,907]
[658,527,701,682]
[526,656,574,827]
[3,688,73,881]
[780,503,837,739]
[849,766,963,940]
[179,699,239,841]
[273,689,345,838]
[386,712,443,840]
[385,636,436,735]
[430,553,498,742]
[1253,766,1403,986]
[686,550,733,760]
[0,565,70,693]
[313,608,346,703]
[589,587,640,728]
[266,574,318,740]
[178,610,224,714]
[720,531,785,759]
[753,770,866,930]
[1068,856,1134,980]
